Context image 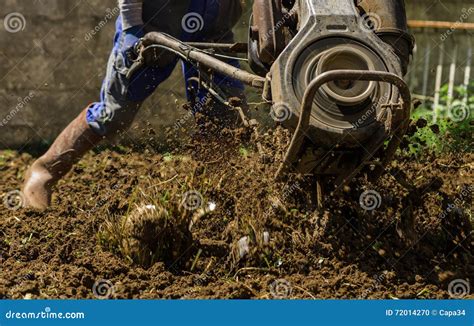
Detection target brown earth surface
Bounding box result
[0,124,472,299]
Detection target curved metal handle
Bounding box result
[126,33,266,88]
[275,69,411,180]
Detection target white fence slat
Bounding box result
[448,43,458,104]
[463,38,472,105]
[433,42,445,112]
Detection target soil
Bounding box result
[0,120,472,299]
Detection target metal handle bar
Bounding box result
[275,69,412,180]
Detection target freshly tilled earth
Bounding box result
[0,127,472,299]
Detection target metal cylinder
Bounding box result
[315,47,377,106]
[356,0,415,75]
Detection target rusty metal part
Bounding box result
[356,0,409,32]
[186,77,228,106]
[275,69,411,180]
[132,32,266,88]
[251,0,286,65]
[356,0,415,75]
[248,29,270,76]
[186,76,255,131]
[185,42,248,53]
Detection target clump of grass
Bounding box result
[98,157,202,268]
[97,127,314,271]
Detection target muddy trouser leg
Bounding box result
[87,17,178,137]
[22,17,178,210]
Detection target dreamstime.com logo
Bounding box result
[84,7,120,41]
[174,93,212,130]
[359,190,382,211]
[181,12,204,33]
[440,7,474,41]
[3,12,26,33]
[270,103,293,122]
[0,91,36,128]
[448,102,471,122]
[261,6,297,42]
[431,102,472,124]
[3,190,25,211]
[270,279,292,299]
[92,279,115,299]
[181,190,204,211]
[359,12,382,33]
[4,307,85,320]
[448,279,470,298]
[438,185,473,220]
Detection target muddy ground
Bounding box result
[0,122,472,299]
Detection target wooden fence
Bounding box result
[406,20,473,109]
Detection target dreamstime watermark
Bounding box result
[261,7,297,42]
[84,7,120,42]
[352,94,389,129]
[448,279,470,298]
[0,91,36,128]
[263,181,301,219]
[431,101,473,125]
[5,307,85,320]
[275,181,300,207]
[438,185,473,220]
[270,102,293,122]
[8,272,36,295]
[448,102,471,122]
[89,184,120,213]
[181,12,204,33]
[181,190,204,211]
[174,111,193,130]
[174,93,212,130]
[3,12,26,33]
[359,190,382,211]
[92,279,115,299]
[440,7,474,41]
[3,190,25,211]
[269,279,292,299]
[359,273,386,299]
[97,106,115,124]
[359,12,382,33]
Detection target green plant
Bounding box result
[405,82,473,156]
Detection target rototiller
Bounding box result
[129,0,415,198]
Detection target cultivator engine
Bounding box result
[253,0,415,189]
[131,0,414,193]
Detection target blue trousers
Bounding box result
[86,0,244,136]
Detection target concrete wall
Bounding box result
[0,0,193,149]
[0,0,472,148]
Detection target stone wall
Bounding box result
[0,0,191,149]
